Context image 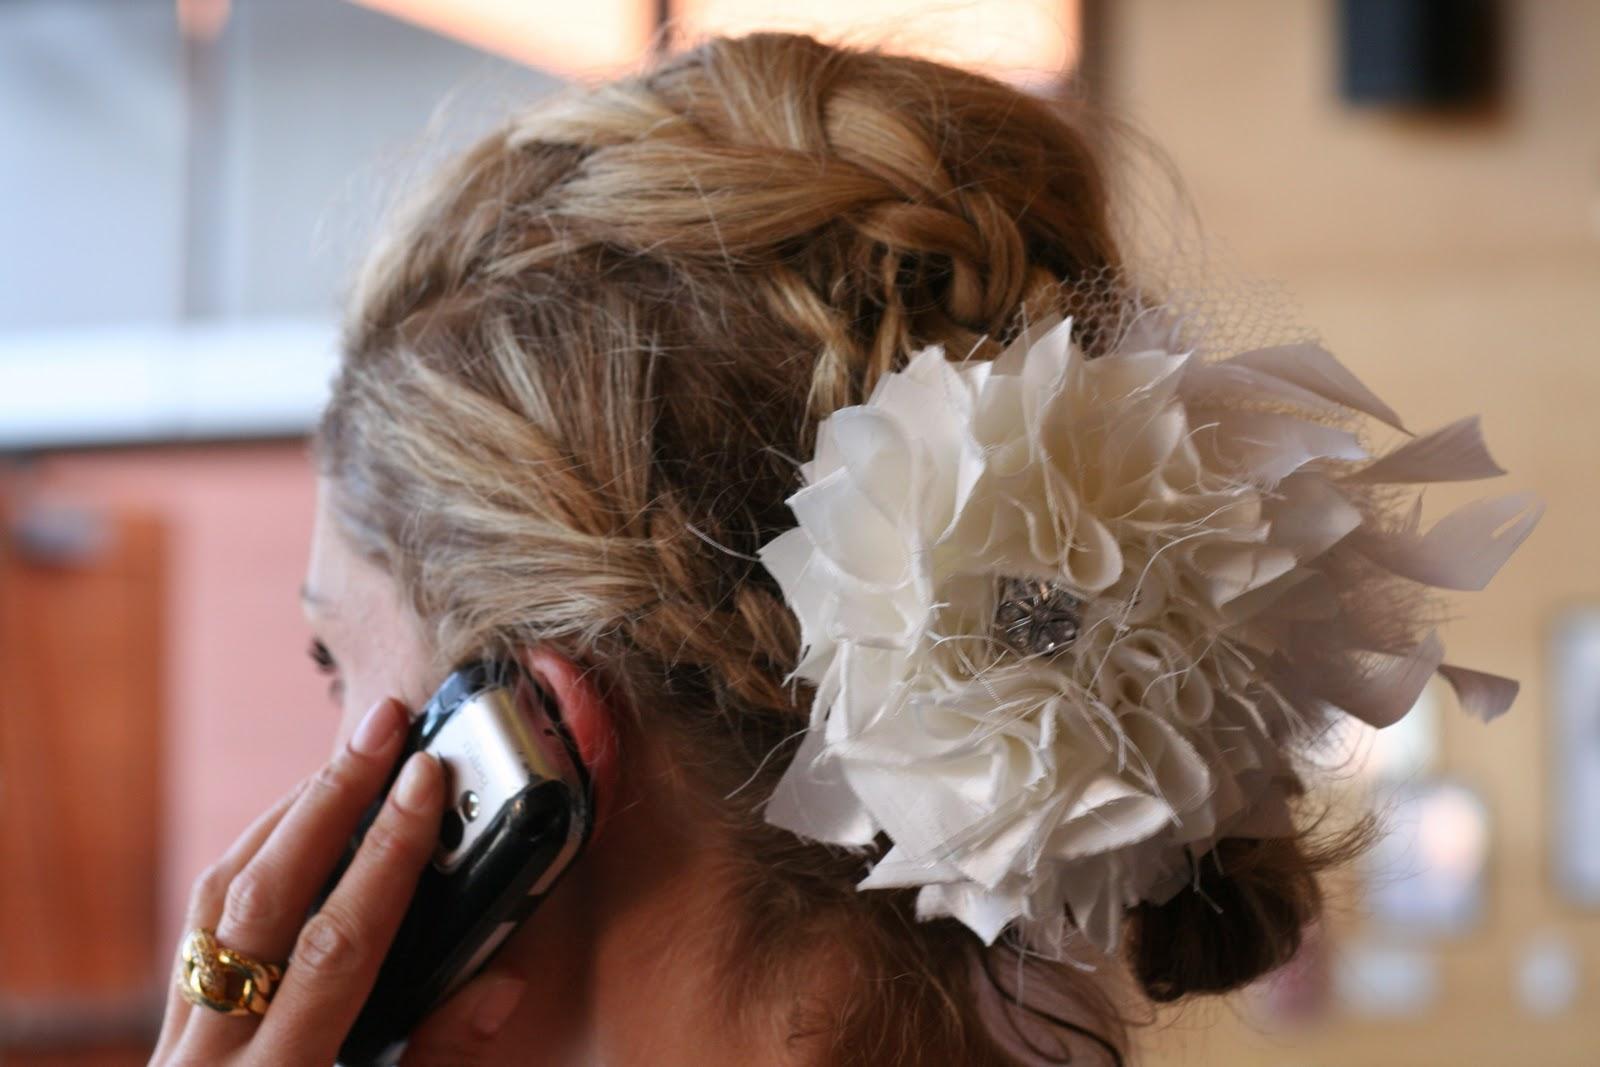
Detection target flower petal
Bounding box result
[765,728,880,846]
[1438,663,1521,723]
[1264,474,1363,559]
[787,467,910,585]
[1344,416,1507,486]
[1354,492,1544,591]
[1197,409,1369,485]
[1219,343,1406,431]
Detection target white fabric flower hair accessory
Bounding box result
[758,306,1541,955]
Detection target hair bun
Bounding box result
[1124,835,1325,1003]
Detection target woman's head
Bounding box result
[312,31,1331,1062]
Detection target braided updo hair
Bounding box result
[318,32,1338,1064]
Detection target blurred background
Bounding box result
[0,1,1596,1064]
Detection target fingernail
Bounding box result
[349,699,402,757]
[472,977,527,1037]
[393,752,441,813]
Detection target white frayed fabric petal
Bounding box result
[1342,415,1506,485]
[760,311,1540,956]
[1437,663,1522,723]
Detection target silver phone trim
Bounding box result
[425,677,588,884]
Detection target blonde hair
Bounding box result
[318,32,1334,1064]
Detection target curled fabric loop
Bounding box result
[759,308,1541,956]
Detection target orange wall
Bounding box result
[14,442,331,976]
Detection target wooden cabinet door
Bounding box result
[0,502,164,1065]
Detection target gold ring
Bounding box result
[177,927,284,1017]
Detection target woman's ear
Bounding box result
[518,646,621,834]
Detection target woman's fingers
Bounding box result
[184,778,311,931]
[256,751,446,1062]
[211,698,409,965]
[151,777,308,1060]
[173,698,410,1061]
[397,969,528,1067]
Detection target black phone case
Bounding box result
[320,662,590,1066]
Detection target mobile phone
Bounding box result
[318,658,592,1066]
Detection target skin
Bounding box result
[151,480,831,1065]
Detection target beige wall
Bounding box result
[1099,2,1600,1065]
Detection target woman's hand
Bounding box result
[150,698,527,1066]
